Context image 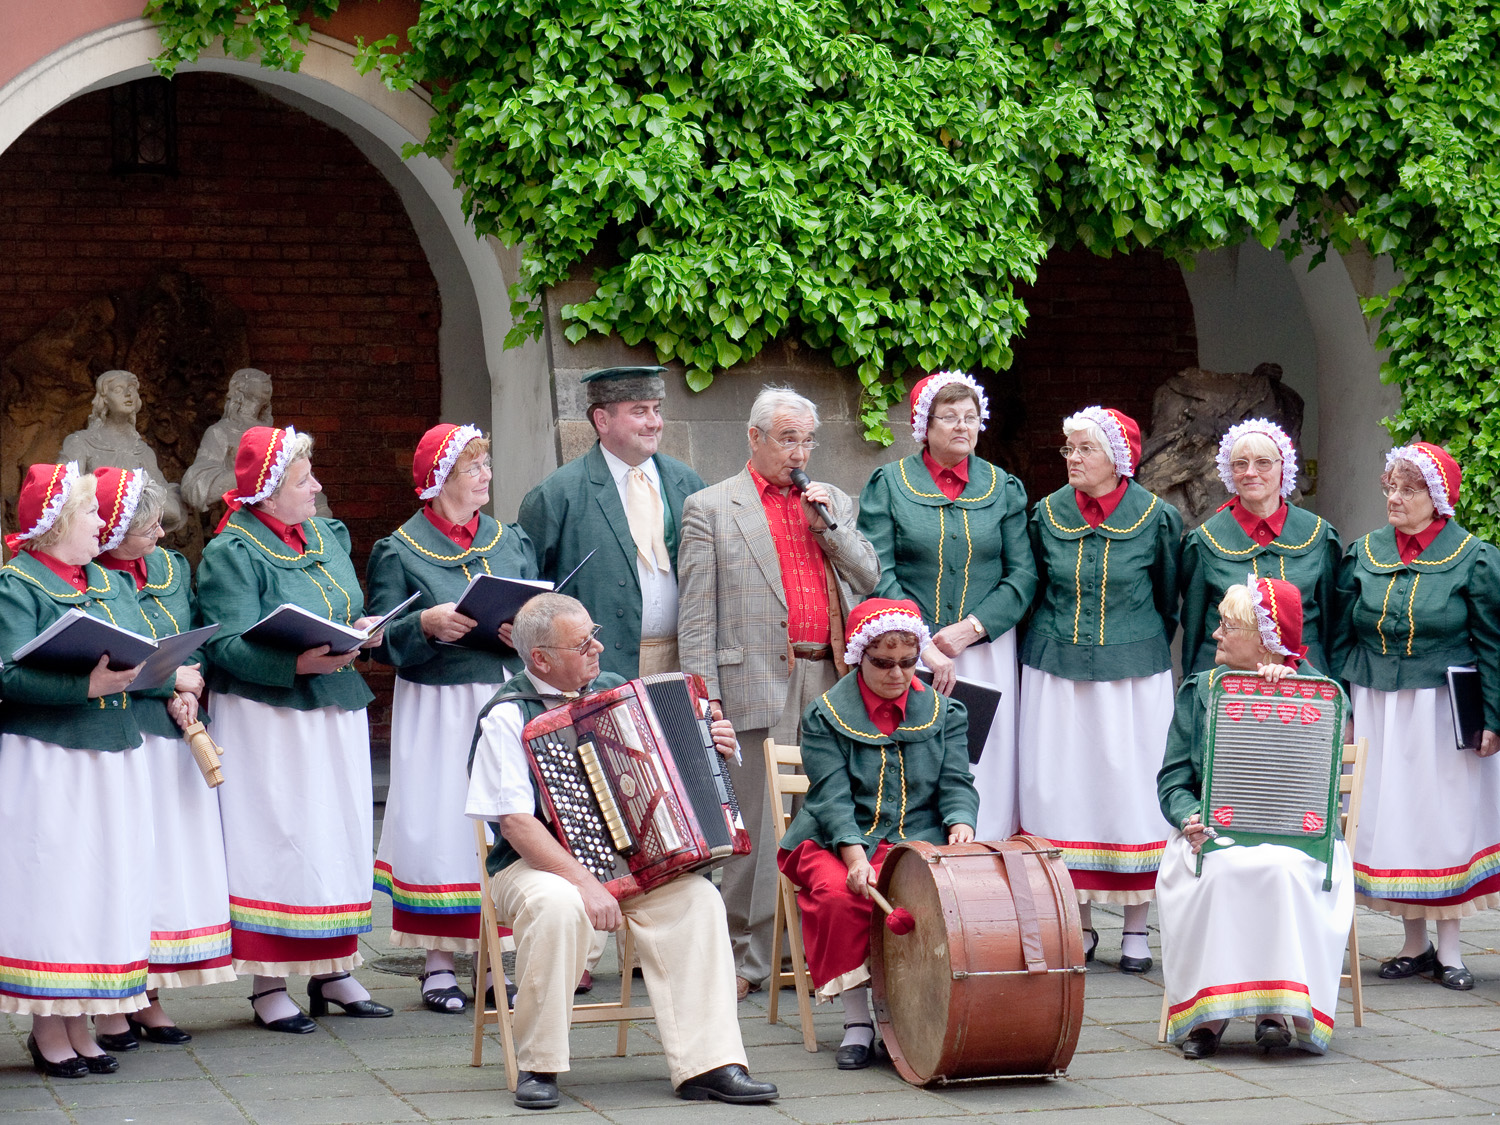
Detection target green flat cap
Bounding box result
[581,366,667,404]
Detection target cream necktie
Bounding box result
[625,468,671,572]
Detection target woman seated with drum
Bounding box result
[777,598,978,1070]
[1156,576,1354,1060]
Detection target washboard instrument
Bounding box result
[521,672,750,901]
[1198,671,1346,889]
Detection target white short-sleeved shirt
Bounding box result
[465,674,573,822]
[599,444,679,639]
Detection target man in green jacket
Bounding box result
[518,367,706,679]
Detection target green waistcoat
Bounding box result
[857,454,1037,636]
[517,443,706,678]
[1157,664,1345,829]
[1337,521,1500,730]
[780,671,977,855]
[125,547,201,739]
[468,669,628,876]
[0,552,173,751]
[367,511,538,686]
[195,513,375,712]
[1020,481,1183,682]
[1180,504,1345,675]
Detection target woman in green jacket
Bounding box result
[367,424,537,1013]
[90,468,230,1052]
[1337,443,1500,990]
[778,598,977,1070]
[1017,406,1181,973]
[1180,419,1344,675]
[857,372,1036,840]
[197,426,393,1032]
[0,464,170,1077]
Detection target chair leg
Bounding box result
[471,916,489,1068]
[767,884,786,1025]
[1347,916,1364,1028]
[780,879,819,1053]
[615,929,633,1056]
[1157,990,1170,1044]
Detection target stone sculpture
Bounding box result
[181,367,275,512]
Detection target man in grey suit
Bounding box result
[678,387,880,997]
[519,367,706,680]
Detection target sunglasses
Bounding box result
[865,655,919,671]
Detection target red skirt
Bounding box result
[778,840,894,992]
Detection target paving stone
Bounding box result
[44,1075,230,1109]
[1063,1049,1186,1080]
[219,1069,394,1101]
[188,1036,359,1076]
[404,1088,593,1118]
[1301,1087,1500,1121]
[1073,1068,1273,1106]
[586,1101,791,1125]
[374,1066,512,1094]
[1229,1060,1427,1097]
[984,1109,1176,1125]
[71,1101,250,1125]
[1326,1034,1495,1063]
[232,1092,422,1124]
[776,1088,983,1123]
[1383,1054,1500,1087]
[750,1065,917,1099]
[1385,1006,1500,1034]
[923,1077,1126,1113]
[0,1081,61,1110]
[1148,1097,1354,1125]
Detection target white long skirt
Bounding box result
[955,628,1021,841]
[140,732,235,988]
[1351,685,1500,919]
[375,678,504,952]
[214,697,373,976]
[1158,830,1353,1053]
[1017,668,1174,903]
[0,735,153,1015]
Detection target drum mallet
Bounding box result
[868,886,916,935]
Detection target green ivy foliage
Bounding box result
[145,1,1500,534]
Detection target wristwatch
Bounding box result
[967,615,985,637]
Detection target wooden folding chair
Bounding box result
[470,820,654,1088]
[1157,737,1371,1042]
[763,738,819,1052]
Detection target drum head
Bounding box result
[873,844,953,1081]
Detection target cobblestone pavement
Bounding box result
[9,898,1500,1122]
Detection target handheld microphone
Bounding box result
[789,468,838,530]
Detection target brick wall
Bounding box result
[0,73,446,748]
[976,248,1199,499]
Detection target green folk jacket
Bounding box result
[0,552,174,751]
[857,454,1037,636]
[367,511,538,686]
[195,513,375,712]
[517,442,706,679]
[1180,504,1346,676]
[129,547,200,740]
[1336,522,1500,731]
[1020,481,1183,682]
[780,671,977,855]
[468,670,628,877]
[1157,664,1345,829]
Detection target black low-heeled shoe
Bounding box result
[127,1016,192,1045]
[1378,943,1436,979]
[1436,959,1475,990]
[92,1026,140,1053]
[1254,1018,1293,1050]
[81,1052,120,1074]
[307,973,394,1018]
[1180,1024,1222,1060]
[418,970,468,1014]
[1082,927,1099,963]
[835,1022,879,1070]
[27,1035,88,1079]
[249,986,317,1034]
[1118,932,1153,974]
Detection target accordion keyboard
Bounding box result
[528,731,619,884]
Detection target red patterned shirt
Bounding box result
[424,503,478,549]
[1397,517,1447,564]
[1227,497,1288,547]
[922,450,970,502]
[749,462,830,644]
[1075,477,1129,528]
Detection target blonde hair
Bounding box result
[1217,583,1257,629]
[455,435,492,468]
[266,431,316,501]
[30,473,100,552]
[1230,431,1281,463]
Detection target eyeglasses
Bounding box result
[1230,457,1281,475]
[769,435,817,451]
[125,521,162,540]
[458,457,493,478]
[541,623,602,656]
[1218,623,1257,634]
[932,413,981,429]
[1381,484,1425,501]
[865,655,919,671]
[1059,444,1102,460]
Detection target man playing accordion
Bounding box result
[464,593,778,1110]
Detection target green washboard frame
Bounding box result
[1197,670,1346,890]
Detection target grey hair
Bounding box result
[514,593,590,669]
[89,370,139,424]
[1061,415,1108,451]
[267,431,316,498]
[748,386,819,438]
[129,477,168,533]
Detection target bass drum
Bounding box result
[870,837,1086,1084]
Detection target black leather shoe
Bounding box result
[483,981,519,1009]
[1436,959,1476,990]
[1255,1018,1293,1049]
[1082,927,1099,963]
[1180,1025,1222,1060]
[418,971,468,1014]
[250,986,318,1034]
[307,973,394,1018]
[676,1063,779,1103]
[81,1052,120,1074]
[1118,931,1152,973]
[1378,943,1436,979]
[93,1027,140,1053]
[128,1016,192,1045]
[27,1035,88,1079]
[835,1022,878,1070]
[514,1070,560,1109]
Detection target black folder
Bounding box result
[1447,665,1484,751]
[10,608,157,672]
[449,574,554,651]
[915,670,1002,764]
[126,624,221,692]
[243,592,419,654]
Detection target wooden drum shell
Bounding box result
[870,837,1086,1085]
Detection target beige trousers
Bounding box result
[490,860,747,1084]
[637,636,680,677]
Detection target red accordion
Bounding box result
[521,672,751,900]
